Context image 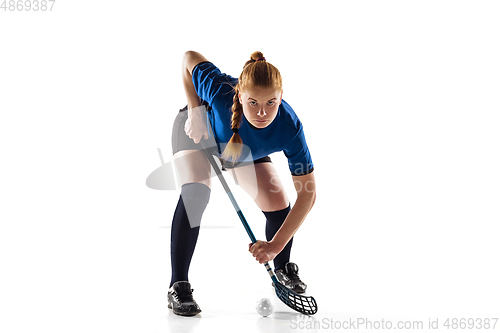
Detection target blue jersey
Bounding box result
[192,61,314,176]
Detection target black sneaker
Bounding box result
[274,262,307,294]
[168,281,202,316]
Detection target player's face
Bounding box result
[239,87,282,129]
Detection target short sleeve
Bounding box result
[191,62,235,106]
[283,125,314,176]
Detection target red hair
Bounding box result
[221,51,283,161]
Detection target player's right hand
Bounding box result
[184,109,209,144]
[249,240,280,264]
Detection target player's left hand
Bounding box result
[249,240,280,264]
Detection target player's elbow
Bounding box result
[182,51,194,73]
[310,189,316,208]
[183,50,196,63]
[183,51,208,75]
[298,187,316,211]
[308,189,316,210]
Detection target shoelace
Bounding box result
[287,272,304,286]
[175,289,196,304]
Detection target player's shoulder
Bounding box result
[194,61,238,104]
[192,60,213,73]
[193,61,238,82]
[279,99,302,131]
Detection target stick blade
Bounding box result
[274,281,318,315]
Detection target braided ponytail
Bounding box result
[221,83,244,161]
[221,51,282,162]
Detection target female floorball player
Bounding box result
[168,51,316,316]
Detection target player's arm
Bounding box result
[182,51,209,109]
[250,172,316,263]
[182,51,210,143]
[271,172,316,251]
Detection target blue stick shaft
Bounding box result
[201,146,258,243]
[200,143,277,280]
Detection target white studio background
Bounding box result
[1,1,499,332]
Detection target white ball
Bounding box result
[256,298,274,317]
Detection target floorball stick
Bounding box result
[200,141,318,315]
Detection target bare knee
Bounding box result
[173,150,211,188]
[260,194,289,212]
[255,184,289,212]
[235,162,289,212]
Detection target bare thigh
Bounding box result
[173,150,211,188]
[230,162,289,212]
